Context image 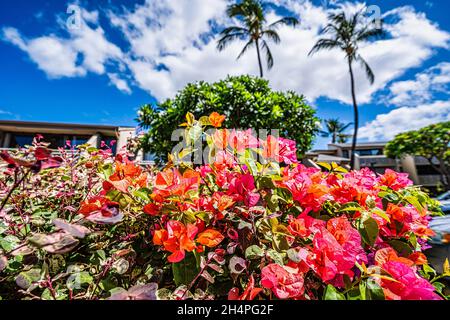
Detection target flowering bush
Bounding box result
[0,113,448,300]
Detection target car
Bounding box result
[436,191,450,214]
[425,191,450,274]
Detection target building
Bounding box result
[0,119,137,157]
[306,142,442,191]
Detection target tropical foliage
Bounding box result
[385,121,450,191]
[137,75,318,164]
[217,0,298,77]
[309,10,384,169]
[320,119,353,144]
[0,113,448,300]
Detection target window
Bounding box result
[9,134,34,148]
[355,149,383,156]
[44,134,66,149]
[71,136,91,146]
[416,165,440,175]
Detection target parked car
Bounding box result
[425,192,450,274]
[436,191,450,214]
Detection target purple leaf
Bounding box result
[229,256,247,274]
[85,210,124,225]
[53,219,91,239]
[28,232,79,254]
[0,255,7,272]
[200,270,215,284]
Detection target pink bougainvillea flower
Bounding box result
[379,261,441,300]
[261,263,304,299]
[153,220,199,263]
[378,169,413,191]
[228,129,259,152]
[309,216,365,286]
[275,165,329,212]
[227,173,260,207]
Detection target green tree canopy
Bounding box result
[137,75,318,163]
[385,122,450,190]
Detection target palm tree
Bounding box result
[217,0,298,77]
[309,10,384,169]
[320,119,353,144]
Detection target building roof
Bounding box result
[328,141,388,149]
[316,154,350,162]
[0,119,135,136]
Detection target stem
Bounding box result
[181,253,216,300]
[0,169,31,212]
[348,58,359,170]
[255,38,264,78]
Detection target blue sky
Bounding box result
[0,0,449,149]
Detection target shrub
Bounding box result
[385,121,450,191]
[0,114,448,300]
[136,75,319,164]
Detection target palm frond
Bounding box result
[356,26,385,42]
[261,40,274,70]
[262,29,281,44]
[269,16,299,29]
[217,32,247,51]
[219,26,249,36]
[356,54,375,84]
[308,39,341,56]
[237,39,255,60]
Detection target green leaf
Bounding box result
[15,269,41,290]
[245,245,265,260]
[365,280,385,300]
[0,235,20,251]
[372,208,390,223]
[172,252,200,286]
[388,240,413,257]
[338,202,362,212]
[358,215,379,247]
[66,271,93,290]
[323,284,346,300]
[267,249,284,265]
[133,188,151,201]
[346,287,361,300]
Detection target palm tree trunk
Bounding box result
[332,132,337,144]
[348,58,359,170]
[255,38,264,78]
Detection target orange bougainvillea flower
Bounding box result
[374,247,414,267]
[104,160,148,193]
[209,112,226,128]
[212,129,230,150]
[196,229,225,248]
[153,168,200,200]
[408,252,428,266]
[213,192,235,211]
[153,220,199,263]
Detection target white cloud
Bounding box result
[387,62,450,106]
[2,0,449,104]
[0,109,13,115]
[107,73,131,94]
[3,27,84,78]
[2,8,122,78]
[359,100,450,140]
